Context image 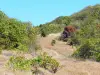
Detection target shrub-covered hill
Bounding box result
[38,16,71,37]
[0,11,37,52]
[39,4,100,37]
[70,4,100,61]
[70,4,100,26]
[38,4,100,61]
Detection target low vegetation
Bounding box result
[39,24,63,37]
[7,52,60,74]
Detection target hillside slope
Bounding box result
[38,4,100,36]
[39,33,100,75]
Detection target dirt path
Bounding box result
[39,33,100,75]
[0,33,100,75]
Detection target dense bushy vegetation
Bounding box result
[39,24,63,37]
[38,16,71,37]
[36,4,100,61]
[70,4,100,61]
[0,11,37,52]
[7,52,60,74]
[7,56,32,70]
[51,16,71,25]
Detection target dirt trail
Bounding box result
[0,33,100,75]
[39,33,100,75]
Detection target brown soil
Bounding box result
[39,33,100,75]
[0,33,100,75]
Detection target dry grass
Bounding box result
[39,33,100,75]
[0,33,100,75]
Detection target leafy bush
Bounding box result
[72,40,93,59]
[0,48,2,54]
[95,53,100,62]
[72,23,100,61]
[39,52,60,73]
[0,11,37,52]
[39,24,63,37]
[41,30,47,37]
[7,56,32,70]
[49,58,59,73]
[51,16,71,25]
[7,52,60,73]
[70,6,100,61]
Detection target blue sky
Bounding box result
[0,0,100,26]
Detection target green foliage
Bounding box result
[38,16,71,36]
[38,4,100,62]
[49,58,59,73]
[95,53,100,62]
[7,52,60,73]
[0,11,37,52]
[70,4,100,61]
[7,56,32,70]
[72,21,100,61]
[40,29,47,37]
[7,56,42,71]
[67,31,80,46]
[39,52,60,73]
[0,48,2,54]
[73,40,93,59]
[39,24,63,37]
[73,38,100,61]
[39,52,52,69]
[51,16,71,25]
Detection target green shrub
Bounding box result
[73,40,94,58]
[7,56,43,71]
[39,24,63,37]
[39,52,52,69]
[71,17,100,61]
[51,40,56,46]
[7,56,32,70]
[0,11,37,52]
[72,36,100,61]
[41,30,47,37]
[49,58,59,73]
[39,52,60,73]
[96,53,100,62]
[7,52,60,73]
[68,37,80,46]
